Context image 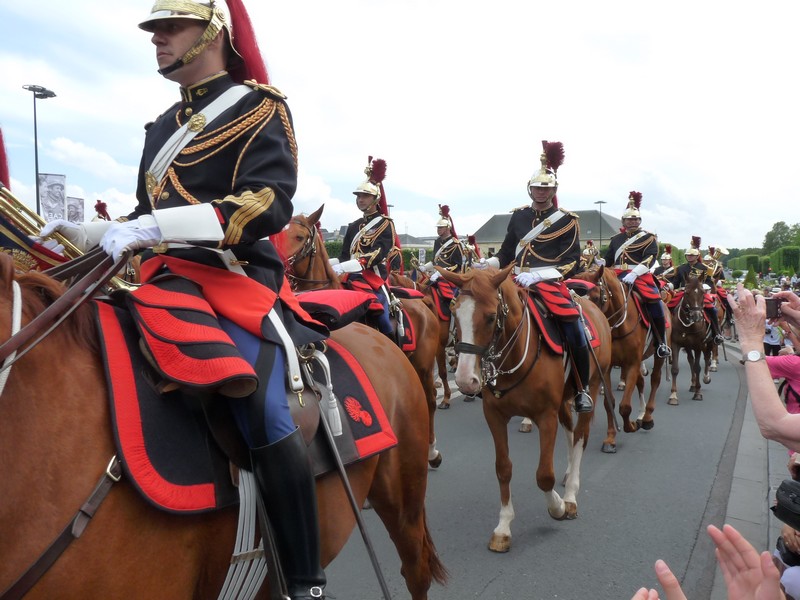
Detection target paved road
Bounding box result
[325,344,781,599]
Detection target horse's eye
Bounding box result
[295,236,304,242]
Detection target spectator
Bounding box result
[765,320,784,357]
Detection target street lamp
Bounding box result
[22,84,57,216]
[594,200,607,250]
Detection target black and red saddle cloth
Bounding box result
[94,300,397,514]
[340,278,418,351]
[428,280,456,321]
[522,282,603,355]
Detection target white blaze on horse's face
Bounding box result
[453,295,483,395]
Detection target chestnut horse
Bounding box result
[0,255,446,599]
[572,265,671,453]
[274,206,444,469]
[438,265,611,552]
[668,274,712,404]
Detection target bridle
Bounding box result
[676,281,705,327]
[453,285,541,393]
[283,218,334,291]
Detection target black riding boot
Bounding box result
[707,307,724,345]
[251,428,326,600]
[651,314,671,358]
[571,344,594,413]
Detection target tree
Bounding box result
[763,221,793,254]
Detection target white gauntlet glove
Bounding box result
[332,263,345,276]
[515,271,542,287]
[38,219,113,252]
[474,256,500,270]
[621,271,638,285]
[100,216,162,261]
[429,270,441,283]
[420,261,434,273]
[594,257,606,267]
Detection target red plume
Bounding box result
[468,234,481,259]
[369,158,387,185]
[665,244,672,254]
[94,199,111,221]
[691,236,701,249]
[0,129,9,190]
[708,246,715,256]
[226,0,269,84]
[439,204,456,238]
[586,239,594,247]
[628,191,643,209]
[542,140,565,172]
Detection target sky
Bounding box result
[2,0,799,251]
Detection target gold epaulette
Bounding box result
[510,204,529,212]
[559,208,579,218]
[244,80,287,100]
[557,261,577,274]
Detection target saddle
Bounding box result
[522,286,603,355]
[428,279,456,321]
[94,295,397,514]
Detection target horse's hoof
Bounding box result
[429,452,443,469]
[563,502,578,520]
[667,396,678,406]
[602,442,617,453]
[623,421,639,433]
[437,401,450,409]
[548,504,569,521]
[640,419,654,431]
[488,534,511,553]
[703,376,711,384]
[434,379,443,388]
[519,422,533,433]
[617,382,626,391]
[710,365,718,373]
[463,395,476,402]
[693,395,703,401]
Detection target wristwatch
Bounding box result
[739,350,766,364]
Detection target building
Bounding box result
[471,209,620,258]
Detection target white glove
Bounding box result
[332,263,345,276]
[472,258,488,270]
[39,238,65,255]
[621,271,638,285]
[429,270,441,283]
[515,271,542,287]
[100,217,162,261]
[38,219,114,252]
[337,259,363,273]
[594,257,606,266]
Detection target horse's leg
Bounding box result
[534,409,566,521]
[703,345,713,384]
[634,369,647,425]
[435,323,451,410]
[690,349,704,401]
[563,408,591,519]
[668,344,680,405]
[484,403,516,553]
[600,368,619,453]
[641,356,662,429]
[619,359,640,433]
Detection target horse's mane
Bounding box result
[0,254,98,351]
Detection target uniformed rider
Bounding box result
[580,239,601,270]
[652,244,675,281]
[335,157,397,337]
[40,2,327,597]
[478,140,593,413]
[602,192,671,358]
[420,204,466,282]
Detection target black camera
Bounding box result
[765,297,787,319]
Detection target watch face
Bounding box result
[747,350,762,361]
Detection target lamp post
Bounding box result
[22,84,57,216]
[594,200,607,250]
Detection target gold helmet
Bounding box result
[435,204,456,235]
[582,239,598,257]
[528,140,564,190]
[139,1,240,74]
[685,235,701,257]
[622,191,642,220]
[353,156,388,213]
[660,244,672,261]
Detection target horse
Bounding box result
[668,274,712,404]
[0,254,447,599]
[708,293,727,372]
[388,271,455,410]
[571,265,671,453]
[438,265,612,552]
[275,205,445,469]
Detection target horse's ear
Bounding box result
[308,205,324,227]
[491,263,515,288]
[437,266,462,286]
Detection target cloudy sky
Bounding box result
[2,0,799,250]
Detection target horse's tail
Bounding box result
[422,508,449,585]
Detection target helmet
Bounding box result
[660,244,672,261]
[436,204,456,236]
[139,0,267,83]
[353,156,388,214]
[621,191,642,220]
[685,235,701,257]
[528,140,564,190]
[435,217,450,228]
[582,239,598,256]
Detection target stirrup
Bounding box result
[714,334,725,345]
[573,390,593,413]
[656,343,671,358]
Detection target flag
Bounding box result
[0,210,68,272]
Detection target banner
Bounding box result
[0,210,68,272]
[66,196,85,223]
[38,173,66,222]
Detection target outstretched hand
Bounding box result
[630,559,687,600]
[708,524,783,600]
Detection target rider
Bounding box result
[464,234,482,269]
[477,140,593,413]
[40,2,327,597]
[652,244,675,281]
[420,204,466,281]
[705,245,734,338]
[580,239,601,270]
[667,236,725,345]
[602,191,671,359]
[335,157,397,338]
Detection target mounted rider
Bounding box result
[40,1,327,597]
[666,236,725,345]
[652,244,675,281]
[335,156,398,338]
[704,245,733,338]
[580,239,601,270]
[602,191,671,359]
[464,234,482,269]
[477,140,593,414]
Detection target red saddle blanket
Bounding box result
[94,300,397,514]
[524,293,603,355]
[429,280,456,321]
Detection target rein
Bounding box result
[676,287,704,328]
[284,219,334,291]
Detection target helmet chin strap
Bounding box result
[157,14,223,77]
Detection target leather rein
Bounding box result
[0,248,130,600]
[284,219,334,291]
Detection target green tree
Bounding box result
[743,267,758,290]
[763,221,793,254]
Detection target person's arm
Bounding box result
[731,283,800,450]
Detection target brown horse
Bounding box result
[669,274,712,404]
[275,206,445,469]
[708,293,727,372]
[438,265,611,552]
[0,255,446,599]
[572,266,671,453]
